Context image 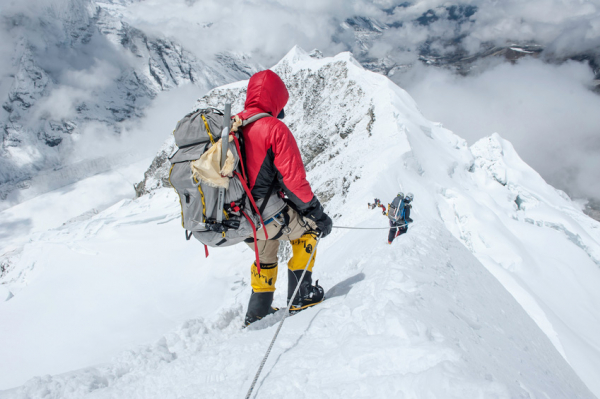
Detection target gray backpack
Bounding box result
[387,196,405,222]
[168,106,270,259]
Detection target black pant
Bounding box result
[388,220,407,243]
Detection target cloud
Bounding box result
[23,58,121,123]
[117,0,600,77]
[69,83,206,163]
[361,1,600,66]
[60,59,122,90]
[121,0,384,66]
[28,59,122,122]
[32,86,88,121]
[117,83,205,157]
[403,58,600,200]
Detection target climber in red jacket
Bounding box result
[236,70,332,326]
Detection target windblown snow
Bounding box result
[1,47,599,399]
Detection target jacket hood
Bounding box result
[242,70,289,119]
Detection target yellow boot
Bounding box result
[287,233,324,312]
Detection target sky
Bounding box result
[1,0,599,202]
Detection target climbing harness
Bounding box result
[244,233,322,399]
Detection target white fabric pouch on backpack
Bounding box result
[190,135,235,189]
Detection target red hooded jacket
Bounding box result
[237,70,316,214]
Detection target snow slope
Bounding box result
[0,158,150,264]
[1,47,599,398]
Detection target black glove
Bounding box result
[302,198,333,238]
[314,212,333,237]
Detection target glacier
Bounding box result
[0,47,599,398]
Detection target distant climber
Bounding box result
[387,192,413,244]
[236,70,332,326]
[368,198,381,209]
[368,198,387,215]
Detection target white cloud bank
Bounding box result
[404,58,600,200]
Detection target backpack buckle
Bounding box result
[272,212,285,226]
[228,201,241,214]
[207,219,241,233]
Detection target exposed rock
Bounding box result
[584,199,600,222]
[134,137,175,197]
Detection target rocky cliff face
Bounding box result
[0,0,257,202]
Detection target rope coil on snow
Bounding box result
[244,234,322,399]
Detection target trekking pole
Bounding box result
[216,103,232,224]
[244,233,322,399]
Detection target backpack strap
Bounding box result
[231,134,248,182]
[233,171,268,240]
[259,178,278,215]
[242,113,271,126]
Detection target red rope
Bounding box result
[233,171,268,240]
[231,134,247,182]
[231,131,265,272]
[241,209,261,275]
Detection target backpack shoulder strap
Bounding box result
[242,113,272,126]
[397,200,406,219]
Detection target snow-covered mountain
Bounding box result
[1,47,600,398]
[0,0,257,208]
